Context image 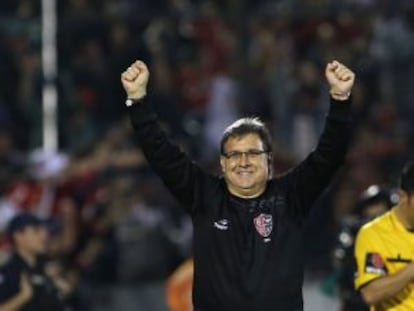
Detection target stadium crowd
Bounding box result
[1,0,413,310]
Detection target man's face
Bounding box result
[220,133,269,198]
[399,190,414,222]
[14,225,48,255]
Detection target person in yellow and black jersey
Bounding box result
[334,185,393,311]
[354,161,414,310]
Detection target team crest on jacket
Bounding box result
[253,213,273,237]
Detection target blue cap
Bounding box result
[7,213,45,237]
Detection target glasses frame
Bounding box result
[222,149,268,161]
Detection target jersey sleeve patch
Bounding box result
[365,252,388,275]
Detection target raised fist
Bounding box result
[325,61,355,100]
[121,60,150,100]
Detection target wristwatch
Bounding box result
[125,98,140,107]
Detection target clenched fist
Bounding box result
[325,61,355,101]
[121,60,149,100]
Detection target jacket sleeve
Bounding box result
[280,96,352,217]
[128,99,207,214]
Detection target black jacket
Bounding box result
[129,97,351,311]
[0,253,65,311]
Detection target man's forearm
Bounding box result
[361,266,413,305]
[128,100,202,208]
[0,292,29,311]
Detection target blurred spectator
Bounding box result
[5,150,78,258]
[0,213,73,310]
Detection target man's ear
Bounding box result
[13,230,23,245]
[220,156,226,174]
[399,190,408,207]
[267,152,273,177]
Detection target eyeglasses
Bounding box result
[222,149,268,161]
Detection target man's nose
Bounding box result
[239,153,250,166]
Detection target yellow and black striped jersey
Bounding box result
[354,208,414,310]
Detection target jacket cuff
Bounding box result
[328,96,352,121]
[127,98,157,127]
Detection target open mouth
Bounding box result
[236,171,253,176]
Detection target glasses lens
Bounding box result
[224,150,266,160]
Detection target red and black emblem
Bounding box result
[253,213,273,237]
[365,252,388,275]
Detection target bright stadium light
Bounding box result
[41,0,58,152]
